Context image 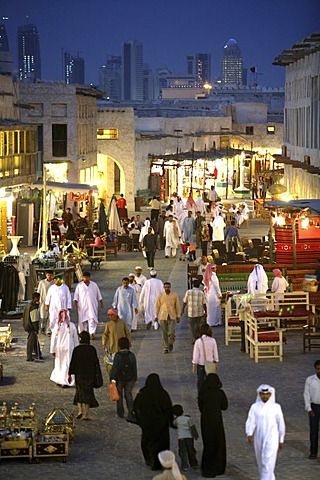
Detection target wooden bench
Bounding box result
[245,313,285,363]
[92,245,107,261]
[303,314,320,353]
[253,291,315,329]
[225,296,241,345]
[105,240,118,258]
[0,324,12,352]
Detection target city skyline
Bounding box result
[1,0,319,87]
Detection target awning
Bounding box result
[31,180,98,194]
[265,199,320,215]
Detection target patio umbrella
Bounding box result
[108,198,121,233]
[98,199,108,235]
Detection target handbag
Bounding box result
[94,362,103,389]
[108,382,120,401]
[201,338,218,375]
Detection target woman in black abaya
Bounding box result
[133,373,173,471]
[198,373,228,478]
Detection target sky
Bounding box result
[1,0,319,87]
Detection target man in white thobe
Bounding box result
[139,270,164,329]
[74,271,103,338]
[37,270,54,335]
[134,266,147,288]
[128,273,142,330]
[164,215,181,258]
[112,277,138,330]
[195,192,206,215]
[173,196,184,219]
[211,213,226,241]
[50,309,79,387]
[247,264,269,295]
[181,211,195,244]
[246,384,285,480]
[45,275,72,331]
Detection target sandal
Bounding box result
[76,413,83,419]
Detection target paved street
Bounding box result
[0,218,319,479]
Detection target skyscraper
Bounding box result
[221,38,243,86]
[98,55,121,101]
[64,51,85,85]
[18,22,41,82]
[121,40,143,101]
[0,23,13,75]
[186,53,211,83]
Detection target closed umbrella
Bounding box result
[98,199,108,235]
[108,198,121,233]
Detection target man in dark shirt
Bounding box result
[143,227,157,270]
[224,220,241,252]
[23,292,42,361]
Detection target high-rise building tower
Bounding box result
[121,40,143,101]
[17,22,41,82]
[98,55,121,101]
[0,23,13,75]
[186,53,211,83]
[64,51,85,85]
[221,38,243,86]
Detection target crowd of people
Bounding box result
[19,192,320,480]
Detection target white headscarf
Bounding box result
[247,264,268,294]
[158,451,182,480]
[255,384,276,404]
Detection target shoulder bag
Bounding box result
[201,337,218,375]
[108,382,120,401]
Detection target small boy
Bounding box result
[172,404,198,471]
[185,242,196,262]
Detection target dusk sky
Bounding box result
[2,0,319,87]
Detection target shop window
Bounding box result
[52,124,67,157]
[246,126,254,135]
[97,128,118,140]
[267,126,275,135]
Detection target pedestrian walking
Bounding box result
[110,337,137,419]
[303,359,320,459]
[198,373,228,478]
[143,226,157,270]
[195,211,205,249]
[140,270,164,330]
[172,404,198,472]
[181,278,207,343]
[74,271,104,338]
[157,210,167,250]
[37,270,53,335]
[192,323,219,392]
[164,215,181,258]
[68,331,100,420]
[152,450,187,480]
[50,309,79,387]
[133,373,173,471]
[102,308,131,354]
[112,277,138,331]
[45,274,72,331]
[155,282,181,353]
[203,263,222,327]
[149,196,161,222]
[23,292,43,362]
[246,384,285,480]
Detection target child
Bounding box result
[172,404,198,471]
[185,242,196,262]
